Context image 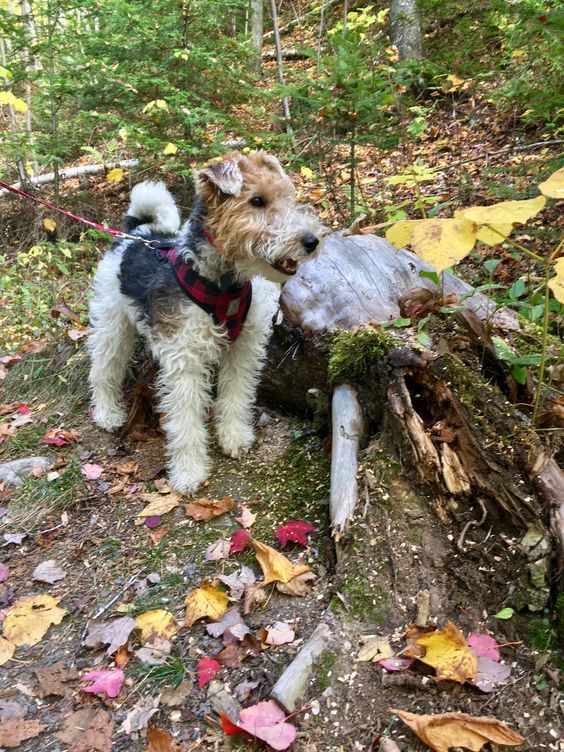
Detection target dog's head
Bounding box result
[196,151,326,283]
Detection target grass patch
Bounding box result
[0,424,48,461]
[128,655,188,690]
[9,456,85,528]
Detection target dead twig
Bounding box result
[457,498,488,551]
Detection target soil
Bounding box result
[0,375,561,751]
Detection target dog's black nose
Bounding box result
[302,234,319,254]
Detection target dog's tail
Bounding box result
[124,181,181,235]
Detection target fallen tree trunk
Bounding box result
[259,232,562,603]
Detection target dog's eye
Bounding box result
[250,196,266,207]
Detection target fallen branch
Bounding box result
[270,622,332,712]
[330,384,364,537]
[262,48,309,60]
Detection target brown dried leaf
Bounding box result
[215,634,261,668]
[275,571,317,597]
[67,709,114,752]
[184,496,233,521]
[0,719,45,748]
[34,661,78,697]
[243,583,268,615]
[389,708,526,752]
[146,728,185,752]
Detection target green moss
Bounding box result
[311,650,337,694]
[333,568,387,624]
[0,424,47,460]
[514,317,564,367]
[328,328,397,385]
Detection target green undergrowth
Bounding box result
[1,343,91,419]
[328,328,398,385]
[252,431,330,543]
[8,456,85,528]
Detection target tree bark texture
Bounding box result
[390,0,423,61]
[250,0,264,72]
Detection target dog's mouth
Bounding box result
[272,258,299,276]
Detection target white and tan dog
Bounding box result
[88,151,324,493]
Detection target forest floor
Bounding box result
[1,13,563,752]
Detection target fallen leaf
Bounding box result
[258,621,295,646]
[0,636,15,665]
[59,709,113,752]
[357,637,393,662]
[34,661,79,697]
[145,515,162,528]
[4,594,66,646]
[275,520,315,548]
[135,609,178,641]
[0,701,27,722]
[206,607,250,639]
[415,621,477,683]
[137,492,181,520]
[243,583,268,614]
[197,657,221,688]
[221,700,296,751]
[83,616,138,654]
[467,633,500,661]
[229,529,250,554]
[107,167,124,183]
[161,679,193,706]
[235,505,257,528]
[185,581,229,627]
[81,668,125,698]
[473,656,512,693]
[121,694,160,734]
[379,656,414,672]
[32,559,67,583]
[275,571,317,597]
[234,678,259,702]
[0,563,9,581]
[215,634,262,668]
[389,708,526,752]
[494,607,514,620]
[250,538,310,585]
[3,533,26,545]
[42,428,78,446]
[135,636,171,665]
[81,463,103,480]
[205,539,231,561]
[0,719,46,748]
[185,495,234,521]
[218,565,256,600]
[146,728,184,752]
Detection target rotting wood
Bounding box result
[270,622,332,712]
[262,48,309,60]
[330,384,364,537]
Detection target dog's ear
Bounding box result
[198,155,243,197]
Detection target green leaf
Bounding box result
[419,269,440,288]
[382,317,411,328]
[415,331,433,349]
[492,336,516,364]
[511,364,527,385]
[494,607,514,620]
[483,259,501,274]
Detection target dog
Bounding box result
[88,151,324,494]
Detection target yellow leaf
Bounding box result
[250,538,310,585]
[385,219,423,249]
[389,708,526,752]
[185,581,229,627]
[107,168,124,184]
[410,218,477,273]
[118,127,128,140]
[548,258,564,305]
[163,142,178,155]
[356,637,393,662]
[0,90,27,112]
[136,492,181,522]
[42,218,57,234]
[538,167,564,199]
[0,636,15,666]
[460,195,546,226]
[415,621,477,683]
[300,166,314,179]
[476,223,513,246]
[135,609,178,641]
[3,595,66,647]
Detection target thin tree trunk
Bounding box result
[269,0,293,142]
[390,0,423,61]
[250,0,264,73]
[19,0,39,175]
[0,37,28,186]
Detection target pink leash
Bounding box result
[0,179,158,246]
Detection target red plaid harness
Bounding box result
[158,247,252,344]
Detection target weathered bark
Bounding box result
[330,384,364,536]
[269,0,293,137]
[250,0,264,72]
[390,0,423,61]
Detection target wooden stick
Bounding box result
[330,384,364,537]
[270,623,332,712]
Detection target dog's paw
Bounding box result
[217,425,255,459]
[168,463,209,496]
[92,405,126,432]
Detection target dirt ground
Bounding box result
[0,349,562,752]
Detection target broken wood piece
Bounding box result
[330,384,364,537]
[208,679,241,723]
[270,623,332,713]
[414,590,430,627]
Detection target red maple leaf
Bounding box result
[197,657,220,688]
[229,530,250,555]
[275,521,316,548]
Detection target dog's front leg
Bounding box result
[215,288,276,458]
[155,355,213,495]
